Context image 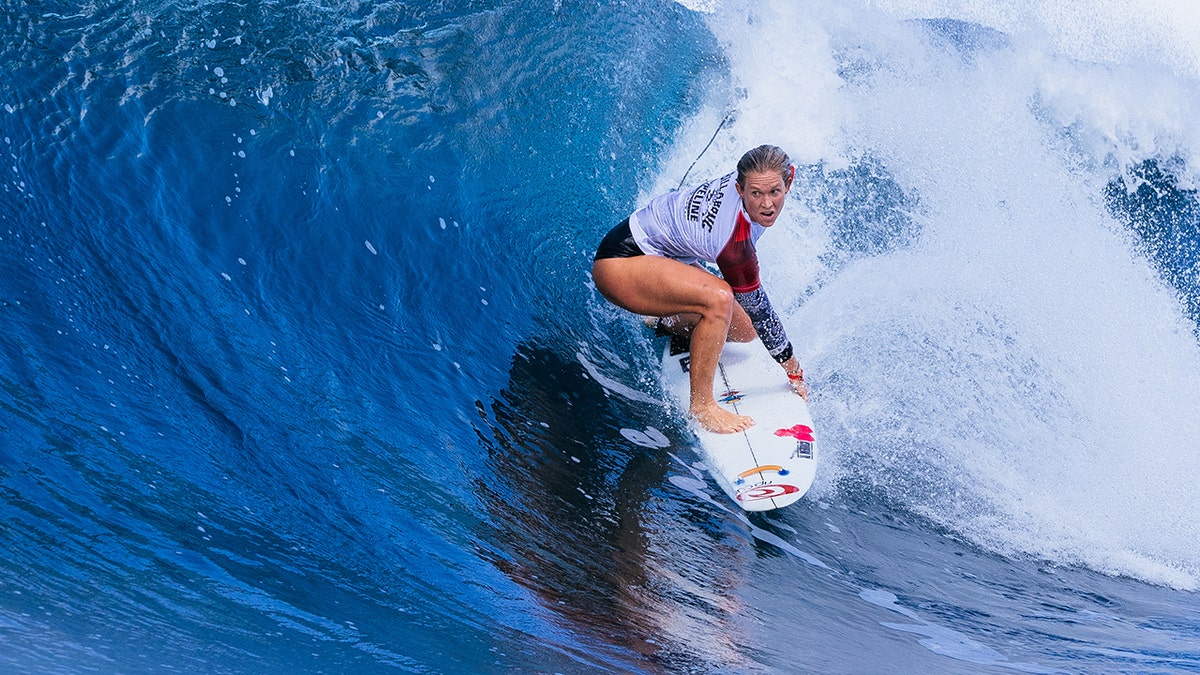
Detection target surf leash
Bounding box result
[676,109,736,190]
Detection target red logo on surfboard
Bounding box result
[737,483,801,502]
[775,425,815,442]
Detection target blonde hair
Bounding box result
[736,145,792,187]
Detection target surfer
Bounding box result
[593,144,807,434]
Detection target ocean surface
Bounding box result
[3,0,1200,672]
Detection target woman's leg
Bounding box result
[654,305,755,343]
[647,263,754,342]
[593,255,755,433]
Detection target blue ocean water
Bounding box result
[3,0,1200,672]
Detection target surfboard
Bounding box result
[661,333,817,511]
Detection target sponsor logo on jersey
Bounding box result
[684,174,730,232]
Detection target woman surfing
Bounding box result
[593,144,807,434]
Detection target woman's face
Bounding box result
[736,170,791,227]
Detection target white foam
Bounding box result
[866,0,1200,79]
[683,0,1200,587]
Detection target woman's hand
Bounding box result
[781,356,808,401]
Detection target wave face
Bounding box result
[2,0,1199,672]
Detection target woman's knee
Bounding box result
[699,284,736,322]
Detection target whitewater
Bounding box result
[2,0,1198,672]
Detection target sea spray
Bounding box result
[664,0,1200,587]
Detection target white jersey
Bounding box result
[628,172,766,269]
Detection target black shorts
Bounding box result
[593,218,645,261]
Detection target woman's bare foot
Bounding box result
[691,400,755,433]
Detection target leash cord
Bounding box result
[676,110,735,190]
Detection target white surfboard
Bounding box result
[662,334,817,511]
